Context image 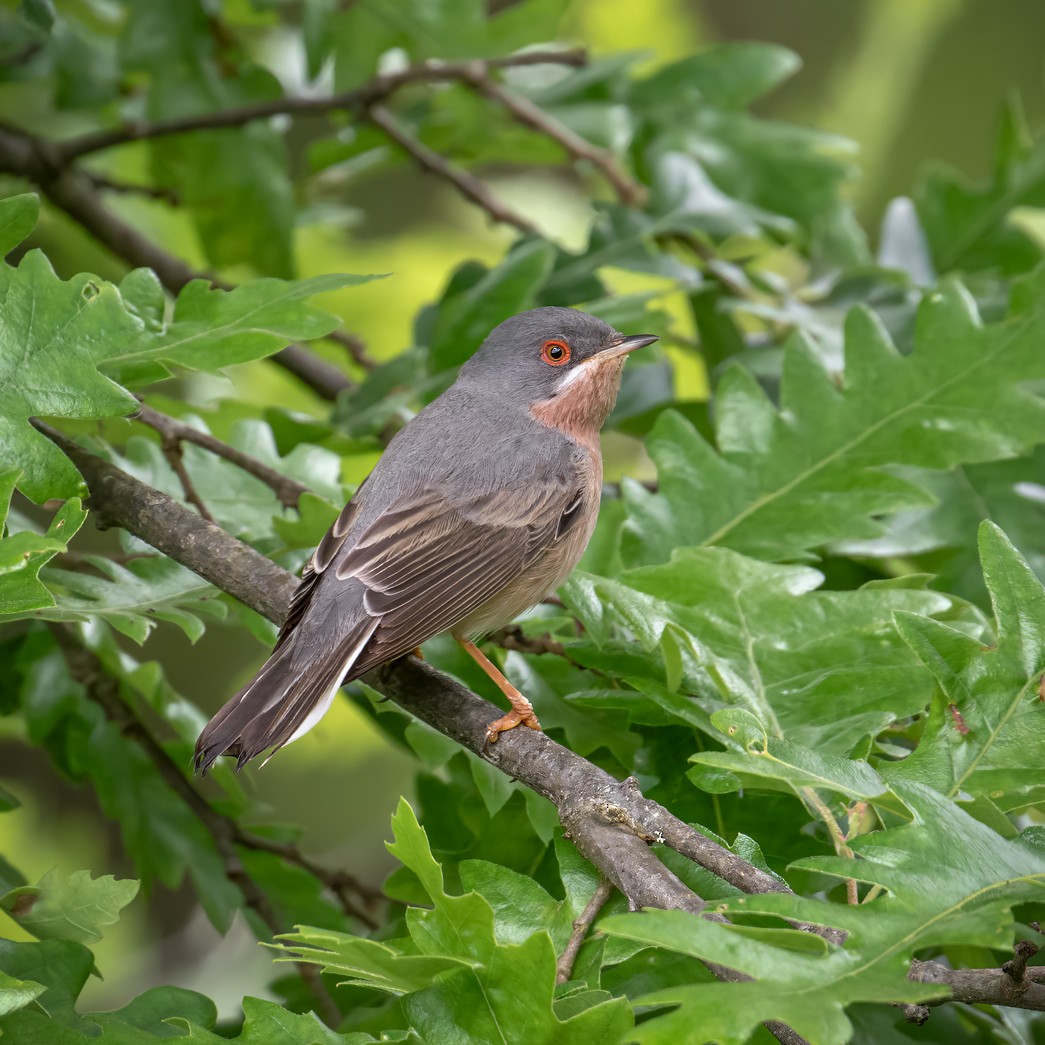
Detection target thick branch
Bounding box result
[134,402,310,509]
[29,421,299,623]
[53,50,588,161]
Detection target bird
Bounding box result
[194,306,658,773]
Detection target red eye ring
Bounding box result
[540,339,571,366]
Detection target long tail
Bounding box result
[194,616,378,774]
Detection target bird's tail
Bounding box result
[194,616,378,774]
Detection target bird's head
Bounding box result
[458,306,658,437]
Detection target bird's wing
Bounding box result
[195,468,588,771]
[300,475,587,672]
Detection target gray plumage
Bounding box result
[195,307,656,771]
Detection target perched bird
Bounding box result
[194,307,657,772]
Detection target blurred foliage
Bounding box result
[1,0,1044,1043]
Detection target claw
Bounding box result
[485,708,542,746]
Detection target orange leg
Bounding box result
[457,639,542,744]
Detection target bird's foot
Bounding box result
[485,706,542,745]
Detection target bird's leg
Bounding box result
[457,638,542,743]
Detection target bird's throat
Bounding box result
[529,355,626,449]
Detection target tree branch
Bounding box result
[134,402,310,510]
[52,50,588,162]
[366,104,537,234]
[41,424,1045,1028]
[31,419,828,908]
[906,955,1045,1017]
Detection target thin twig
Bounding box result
[556,877,614,984]
[231,829,384,912]
[325,328,378,371]
[53,50,588,163]
[465,71,647,207]
[134,403,309,509]
[156,430,215,522]
[366,104,537,234]
[801,787,858,904]
[488,624,566,658]
[84,171,181,205]
[1003,938,1041,983]
[658,230,760,302]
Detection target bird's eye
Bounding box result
[540,339,571,366]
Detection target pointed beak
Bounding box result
[599,332,660,360]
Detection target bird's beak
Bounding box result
[598,332,660,360]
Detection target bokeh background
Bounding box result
[3,0,1045,1016]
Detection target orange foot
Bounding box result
[485,708,543,745]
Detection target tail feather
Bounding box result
[194,616,378,774]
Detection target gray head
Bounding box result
[457,306,657,406]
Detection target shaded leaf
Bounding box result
[0,868,138,945]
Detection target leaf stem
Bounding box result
[799,786,859,903]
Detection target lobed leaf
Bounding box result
[622,283,1045,566]
[0,869,138,946]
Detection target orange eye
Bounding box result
[540,339,571,366]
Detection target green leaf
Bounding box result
[0,868,138,945]
[0,193,40,254]
[888,523,1045,807]
[1,554,226,643]
[175,995,350,1043]
[692,733,887,801]
[0,251,139,501]
[280,800,633,1043]
[562,548,947,752]
[630,43,801,112]
[0,935,216,1039]
[270,926,471,995]
[104,273,383,387]
[832,449,1045,608]
[917,98,1045,276]
[0,491,87,614]
[600,783,1044,1045]
[623,284,1045,564]
[0,968,45,1018]
[0,938,92,1024]
[428,241,555,372]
